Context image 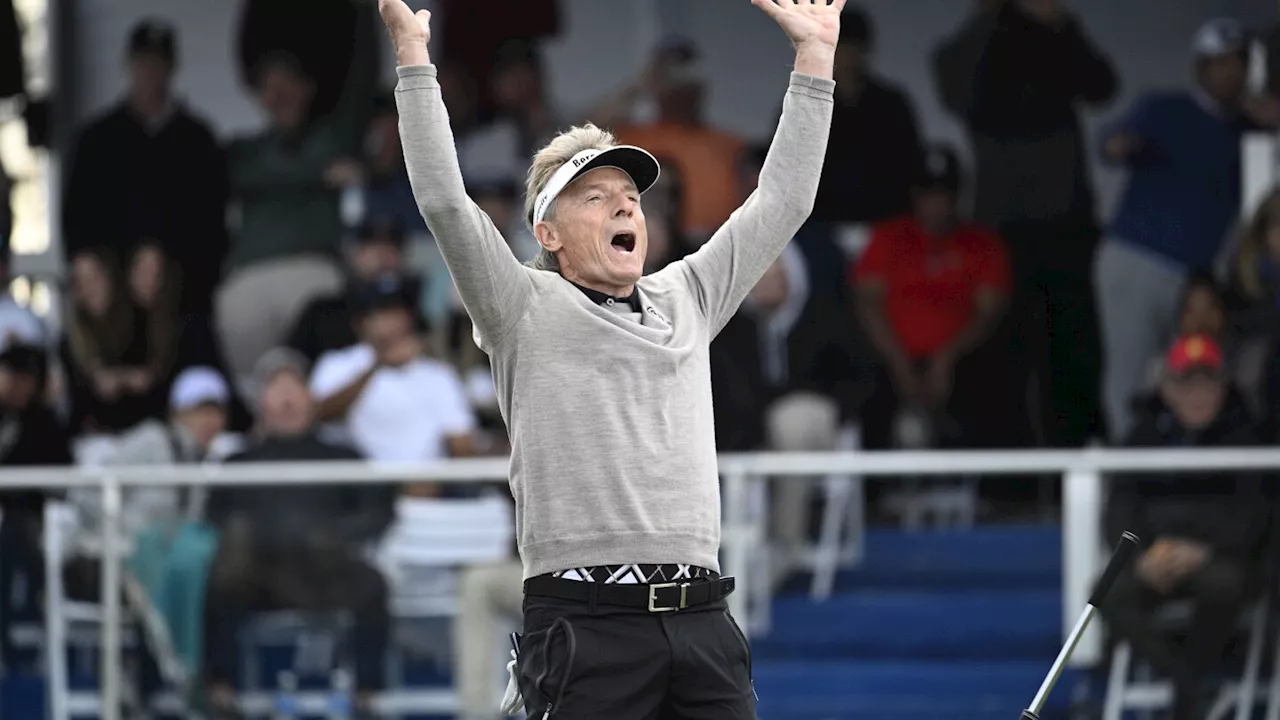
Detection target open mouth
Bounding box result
[610,231,637,254]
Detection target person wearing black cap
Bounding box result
[0,344,72,670]
[62,18,228,316]
[853,144,1019,452]
[310,274,475,463]
[285,218,417,364]
[805,3,923,225]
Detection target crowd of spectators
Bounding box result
[0,0,1278,717]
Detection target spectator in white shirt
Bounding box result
[309,275,476,462]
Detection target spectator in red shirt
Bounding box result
[853,144,1017,450]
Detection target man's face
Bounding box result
[257,63,314,130]
[349,241,403,280]
[493,62,540,111]
[657,83,704,125]
[1198,53,1246,108]
[912,187,957,233]
[359,306,414,350]
[128,53,172,103]
[1179,286,1224,338]
[834,41,869,85]
[0,367,36,410]
[176,404,227,450]
[259,371,314,436]
[539,168,647,294]
[1161,372,1226,431]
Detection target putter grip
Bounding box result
[1088,531,1140,607]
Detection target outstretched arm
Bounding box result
[380,0,531,347]
[678,0,839,334]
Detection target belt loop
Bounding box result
[587,582,599,613]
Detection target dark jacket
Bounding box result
[62,104,228,312]
[934,3,1116,230]
[207,433,394,547]
[710,297,873,451]
[0,404,74,517]
[1105,388,1271,562]
[226,1,378,273]
[810,77,923,225]
[59,309,167,436]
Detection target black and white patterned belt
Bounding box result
[550,564,717,585]
[527,565,734,612]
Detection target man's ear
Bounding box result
[534,222,562,253]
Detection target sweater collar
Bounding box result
[570,281,642,313]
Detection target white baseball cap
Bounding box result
[531,146,662,226]
[169,366,230,412]
[1191,18,1246,58]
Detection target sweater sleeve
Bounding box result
[395,65,533,346]
[678,72,834,336]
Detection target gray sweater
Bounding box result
[395,64,833,579]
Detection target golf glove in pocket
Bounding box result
[500,649,524,715]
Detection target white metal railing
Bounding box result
[11,447,1280,720]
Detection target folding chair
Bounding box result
[1103,596,1269,720]
[377,492,516,717]
[43,500,191,720]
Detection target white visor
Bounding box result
[531,146,662,225]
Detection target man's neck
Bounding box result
[128,94,170,122]
[919,219,956,239]
[1191,85,1238,118]
[562,267,634,299]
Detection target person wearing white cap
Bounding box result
[106,366,232,529]
[87,366,232,691]
[379,1,839,718]
[1095,17,1280,442]
[111,366,231,469]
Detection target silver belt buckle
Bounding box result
[648,582,689,612]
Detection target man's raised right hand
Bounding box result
[378,0,432,66]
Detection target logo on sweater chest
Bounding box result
[645,305,668,324]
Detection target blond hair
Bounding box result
[1232,186,1280,302]
[523,124,618,272]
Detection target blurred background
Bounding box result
[2,0,1280,718]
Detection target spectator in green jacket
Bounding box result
[216,3,379,384]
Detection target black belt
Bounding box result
[524,575,736,612]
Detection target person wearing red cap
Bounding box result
[1099,333,1270,720]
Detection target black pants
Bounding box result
[0,511,41,672]
[202,518,390,691]
[1000,218,1103,447]
[518,593,755,719]
[1100,559,1255,720]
